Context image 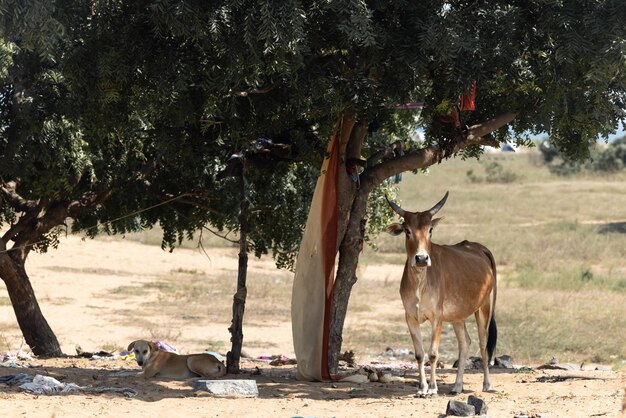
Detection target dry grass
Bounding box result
[365,151,626,367]
[496,286,626,366]
[70,151,626,367]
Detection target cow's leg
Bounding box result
[450,321,468,394]
[475,307,492,391]
[426,316,443,396]
[405,311,428,396]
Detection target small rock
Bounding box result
[494,355,514,369]
[453,356,483,369]
[467,395,488,415]
[194,379,258,397]
[446,400,475,416]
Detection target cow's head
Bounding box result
[385,192,448,267]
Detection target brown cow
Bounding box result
[385,191,497,396]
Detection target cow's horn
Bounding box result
[385,195,406,217]
[429,191,449,215]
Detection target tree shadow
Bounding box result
[597,222,626,234]
[0,363,501,402]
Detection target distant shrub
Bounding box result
[592,136,626,172]
[547,160,583,176]
[466,169,483,183]
[466,161,518,183]
[540,136,626,175]
[485,161,518,183]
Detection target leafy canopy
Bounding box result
[1,0,625,265]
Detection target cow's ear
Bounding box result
[385,223,404,236]
[431,217,443,229]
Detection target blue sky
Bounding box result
[528,123,625,142]
[608,125,625,141]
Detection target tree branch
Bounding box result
[0,181,39,212]
[363,112,517,191]
[367,140,404,167]
[346,119,368,162]
[466,112,517,142]
[172,197,223,215]
[66,189,113,219]
[202,224,238,244]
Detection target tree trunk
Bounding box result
[328,183,373,372]
[0,252,63,357]
[226,198,249,374]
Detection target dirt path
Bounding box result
[0,236,624,417]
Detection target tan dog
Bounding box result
[127,340,226,379]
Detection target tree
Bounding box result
[0,1,318,357]
[2,1,625,368]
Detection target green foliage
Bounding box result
[594,136,626,171]
[466,161,519,183]
[364,180,398,251]
[539,136,626,175]
[2,0,626,269]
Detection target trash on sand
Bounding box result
[0,373,32,385]
[0,351,41,368]
[338,366,403,384]
[255,354,297,366]
[154,340,178,353]
[339,374,369,384]
[75,345,114,359]
[18,374,137,397]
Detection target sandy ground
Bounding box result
[0,236,624,417]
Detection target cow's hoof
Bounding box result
[449,385,463,395]
[416,389,438,398]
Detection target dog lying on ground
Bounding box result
[127,340,226,379]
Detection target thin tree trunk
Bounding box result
[0,253,63,357]
[328,185,372,373]
[227,198,249,374]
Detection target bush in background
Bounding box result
[539,136,626,175]
[467,161,519,183]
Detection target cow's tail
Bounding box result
[484,248,498,364]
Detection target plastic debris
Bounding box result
[339,374,368,384]
[18,374,137,397]
[0,373,32,385]
[255,354,297,366]
[154,340,178,353]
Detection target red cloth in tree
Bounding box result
[459,81,477,111]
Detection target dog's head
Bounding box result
[127,340,158,368]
